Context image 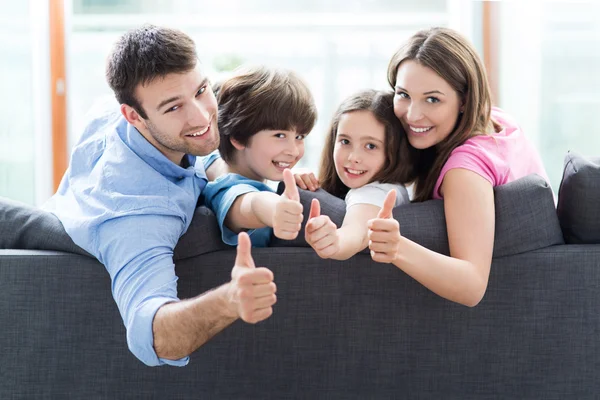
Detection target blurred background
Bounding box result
[1,0,599,205]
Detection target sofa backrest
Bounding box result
[0,198,90,256]
[269,173,564,258]
[0,173,565,260]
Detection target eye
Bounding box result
[365,143,377,150]
[396,91,409,99]
[339,139,350,145]
[165,105,180,113]
[295,134,306,140]
[274,133,286,138]
[426,97,440,104]
[196,86,206,97]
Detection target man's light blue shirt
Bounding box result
[43,104,207,367]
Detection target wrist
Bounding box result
[219,282,240,320]
[394,236,412,266]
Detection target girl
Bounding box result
[367,27,549,306]
[297,89,412,260]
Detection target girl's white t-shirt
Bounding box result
[344,182,410,209]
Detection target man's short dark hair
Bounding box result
[216,66,318,163]
[106,24,198,119]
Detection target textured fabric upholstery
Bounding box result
[557,152,600,244]
[272,174,564,257]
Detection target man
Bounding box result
[43,25,277,366]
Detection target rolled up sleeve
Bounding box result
[96,213,189,366]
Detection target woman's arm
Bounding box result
[368,168,495,306]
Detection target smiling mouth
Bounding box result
[273,161,292,169]
[408,125,433,134]
[345,167,366,175]
[185,124,210,137]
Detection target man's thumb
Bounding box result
[377,189,396,219]
[235,232,255,268]
[308,198,320,219]
[282,169,300,201]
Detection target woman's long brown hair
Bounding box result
[387,27,500,202]
[319,89,415,199]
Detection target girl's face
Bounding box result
[393,60,463,149]
[333,110,387,189]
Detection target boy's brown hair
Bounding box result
[216,66,318,163]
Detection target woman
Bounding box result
[367,27,549,306]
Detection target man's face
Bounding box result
[126,65,220,165]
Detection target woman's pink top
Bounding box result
[433,107,549,199]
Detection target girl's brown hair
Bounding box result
[387,27,500,202]
[319,89,415,199]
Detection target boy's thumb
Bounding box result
[282,169,300,201]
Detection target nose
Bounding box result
[188,99,212,127]
[406,102,423,123]
[348,149,360,163]
[284,140,301,158]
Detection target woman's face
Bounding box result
[393,60,463,149]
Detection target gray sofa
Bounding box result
[1,153,599,399]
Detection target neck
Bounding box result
[227,154,265,182]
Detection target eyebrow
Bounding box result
[395,86,445,96]
[337,133,384,143]
[156,78,208,111]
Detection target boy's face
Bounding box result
[232,129,307,182]
[122,65,220,165]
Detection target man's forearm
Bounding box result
[152,283,237,360]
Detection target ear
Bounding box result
[230,137,246,151]
[121,104,145,128]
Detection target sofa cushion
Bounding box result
[557,152,600,244]
[0,197,90,256]
[174,206,229,260]
[0,196,226,261]
[271,174,564,257]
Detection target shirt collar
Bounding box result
[120,117,200,180]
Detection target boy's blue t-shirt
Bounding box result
[200,152,274,247]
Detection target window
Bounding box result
[68,0,476,172]
[499,0,600,191]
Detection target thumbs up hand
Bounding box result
[228,232,277,324]
[367,190,401,264]
[305,198,340,259]
[273,169,304,240]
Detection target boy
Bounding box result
[201,66,318,246]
